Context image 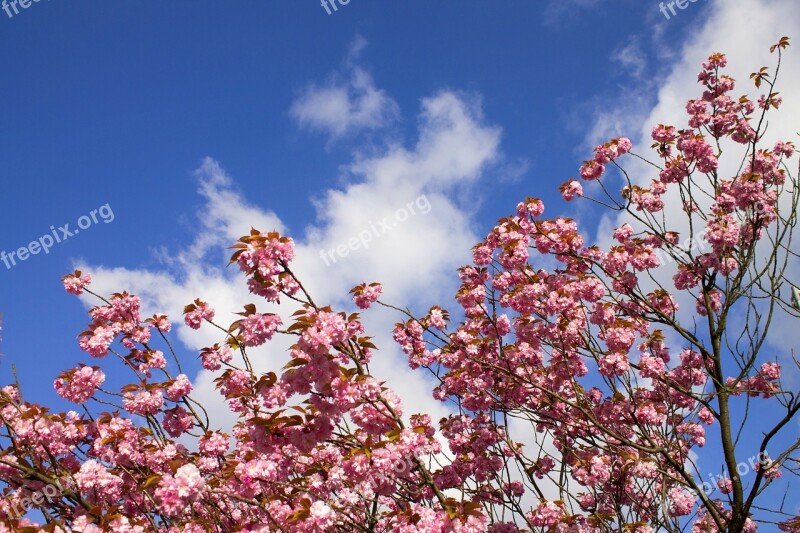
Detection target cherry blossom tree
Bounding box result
[0,38,798,532]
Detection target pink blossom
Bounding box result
[62,272,92,295]
[155,464,206,518]
[668,488,696,516]
[717,476,733,494]
[774,140,795,158]
[183,300,215,329]
[696,291,723,316]
[580,160,605,181]
[560,179,583,201]
[54,365,105,404]
[617,137,633,154]
[613,223,634,243]
[529,501,564,527]
[352,282,383,309]
[635,402,666,425]
[638,353,667,378]
[652,124,678,143]
[238,312,282,347]
[516,197,545,218]
[78,325,117,358]
[149,314,172,332]
[698,408,715,425]
[165,374,192,402]
[756,460,782,481]
[200,344,233,371]
[3,44,795,532]
[74,460,123,503]
[163,406,194,438]
[427,307,448,330]
[602,325,637,352]
[198,432,229,456]
[599,352,630,376]
[123,388,164,416]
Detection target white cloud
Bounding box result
[188,158,286,262]
[289,40,399,141]
[612,37,647,79]
[296,90,500,303]
[79,85,502,435]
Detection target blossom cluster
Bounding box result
[0,42,795,532]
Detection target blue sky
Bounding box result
[1,0,799,527]
[0,0,679,401]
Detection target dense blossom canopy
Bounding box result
[0,38,798,532]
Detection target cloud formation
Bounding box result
[289,44,399,141]
[80,63,503,433]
